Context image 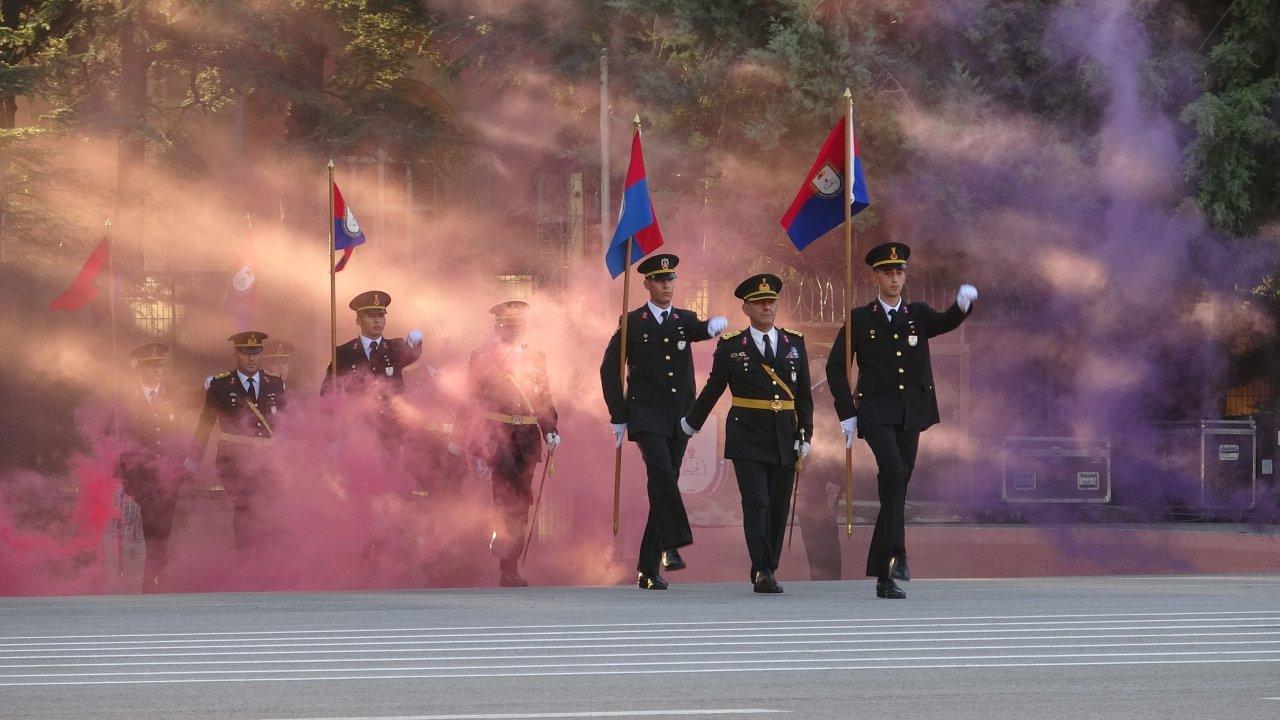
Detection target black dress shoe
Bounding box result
[753,571,783,594]
[637,572,668,590]
[499,570,528,588]
[661,548,686,571]
[876,578,906,599]
[889,555,911,582]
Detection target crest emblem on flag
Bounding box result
[810,162,843,198]
[230,264,256,294]
[342,207,361,238]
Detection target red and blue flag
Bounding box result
[333,182,366,272]
[605,129,664,278]
[780,118,870,251]
[222,213,257,331]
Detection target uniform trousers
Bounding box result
[860,422,921,578]
[730,458,795,581]
[631,430,694,575]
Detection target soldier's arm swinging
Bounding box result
[920,301,968,338]
[600,325,627,424]
[685,341,731,432]
[825,323,858,422]
[186,385,219,465]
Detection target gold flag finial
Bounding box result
[327,158,335,169]
[843,87,852,99]
[104,218,112,229]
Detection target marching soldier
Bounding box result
[185,331,287,553]
[260,340,295,384]
[320,291,423,396]
[683,274,813,594]
[600,253,727,590]
[825,242,977,599]
[118,343,181,591]
[457,300,559,588]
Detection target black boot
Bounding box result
[753,570,783,594]
[876,578,906,599]
[661,548,686,571]
[637,572,668,590]
[889,554,910,582]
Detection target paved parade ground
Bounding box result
[3,575,1280,719]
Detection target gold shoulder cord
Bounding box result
[243,400,274,437]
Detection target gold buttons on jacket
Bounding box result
[898,368,905,373]
[898,384,905,390]
[670,388,677,393]
[668,372,674,377]
[896,351,902,357]
[893,334,899,339]
[665,355,671,360]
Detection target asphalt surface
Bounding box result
[3,575,1280,719]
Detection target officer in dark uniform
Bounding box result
[185,331,287,553]
[456,301,559,587]
[600,253,727,590]
[260,340,295,384]
[825,242,977,599]
[683,274,814,593]
[321,291,423,396]
[119,342,181,591]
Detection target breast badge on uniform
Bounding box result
[385,366,394,376]
[908,335,919,347]
[677,340,687,350]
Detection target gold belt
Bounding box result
[218,433,274,447]
[732,398,795,411]
[481,411,537,426]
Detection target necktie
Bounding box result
[762,333,775,364]
[659,310,668,325]
[888,308,898,323]
[246,376,256,399]
[369,340,380,357]
[147,389,155,405]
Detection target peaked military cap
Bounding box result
[637,253,679,279]
[130,342,169,365]
[865,242,910,270]
[489,300,530,325]
[228,331,268,353]
[349,290,391,314]
[263,340,294,358]
[735,273,783,302]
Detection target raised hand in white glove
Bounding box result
[611,423,627,448]
[183,458,199,474]
[447,442,463,456]
[956,284,978,313]
[707,316,729,336]
[840,416,857,449]
[680,417,697,437]
[793,440,812,460]
[406,329,424,347]
[473,458,491,478]
[545,431,561,449]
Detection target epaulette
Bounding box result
[721,330,742,340]
[780,327,804,338]
[213,371,232,380]
[262,370,279,378]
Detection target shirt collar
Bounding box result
[748,325,777,343]
[360,334,383,352]
[236,370,260,386]
[879,297,903,315]
[140,383,159,398]
[646,301,672,321]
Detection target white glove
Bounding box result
[707,316,728,336]
[840,417,857,449]
[545,431,561,449]
[473,458,491,478]
[611,423,626,448]
[680,417,696,437]
[794,440,811,460]
[183,458,199,474]
[406,329,424,347]
[447,442,463,456]
[956,284,978,313]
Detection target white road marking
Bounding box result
[2,656,1279,686]
[4,620,1277,653]
[4,609,1277,642]
[2,627,1280,661]
[250,707,778,712]
[3,638,1279,669]
[5,648,1280,679]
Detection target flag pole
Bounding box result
[842,88,855,538]
[612,114,641,536]
[105,217,123,577]
[327,160,337,384]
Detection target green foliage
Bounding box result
[1179,0,1280,236]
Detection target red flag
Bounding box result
[49,236,110,311]
[222,214,257,331]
